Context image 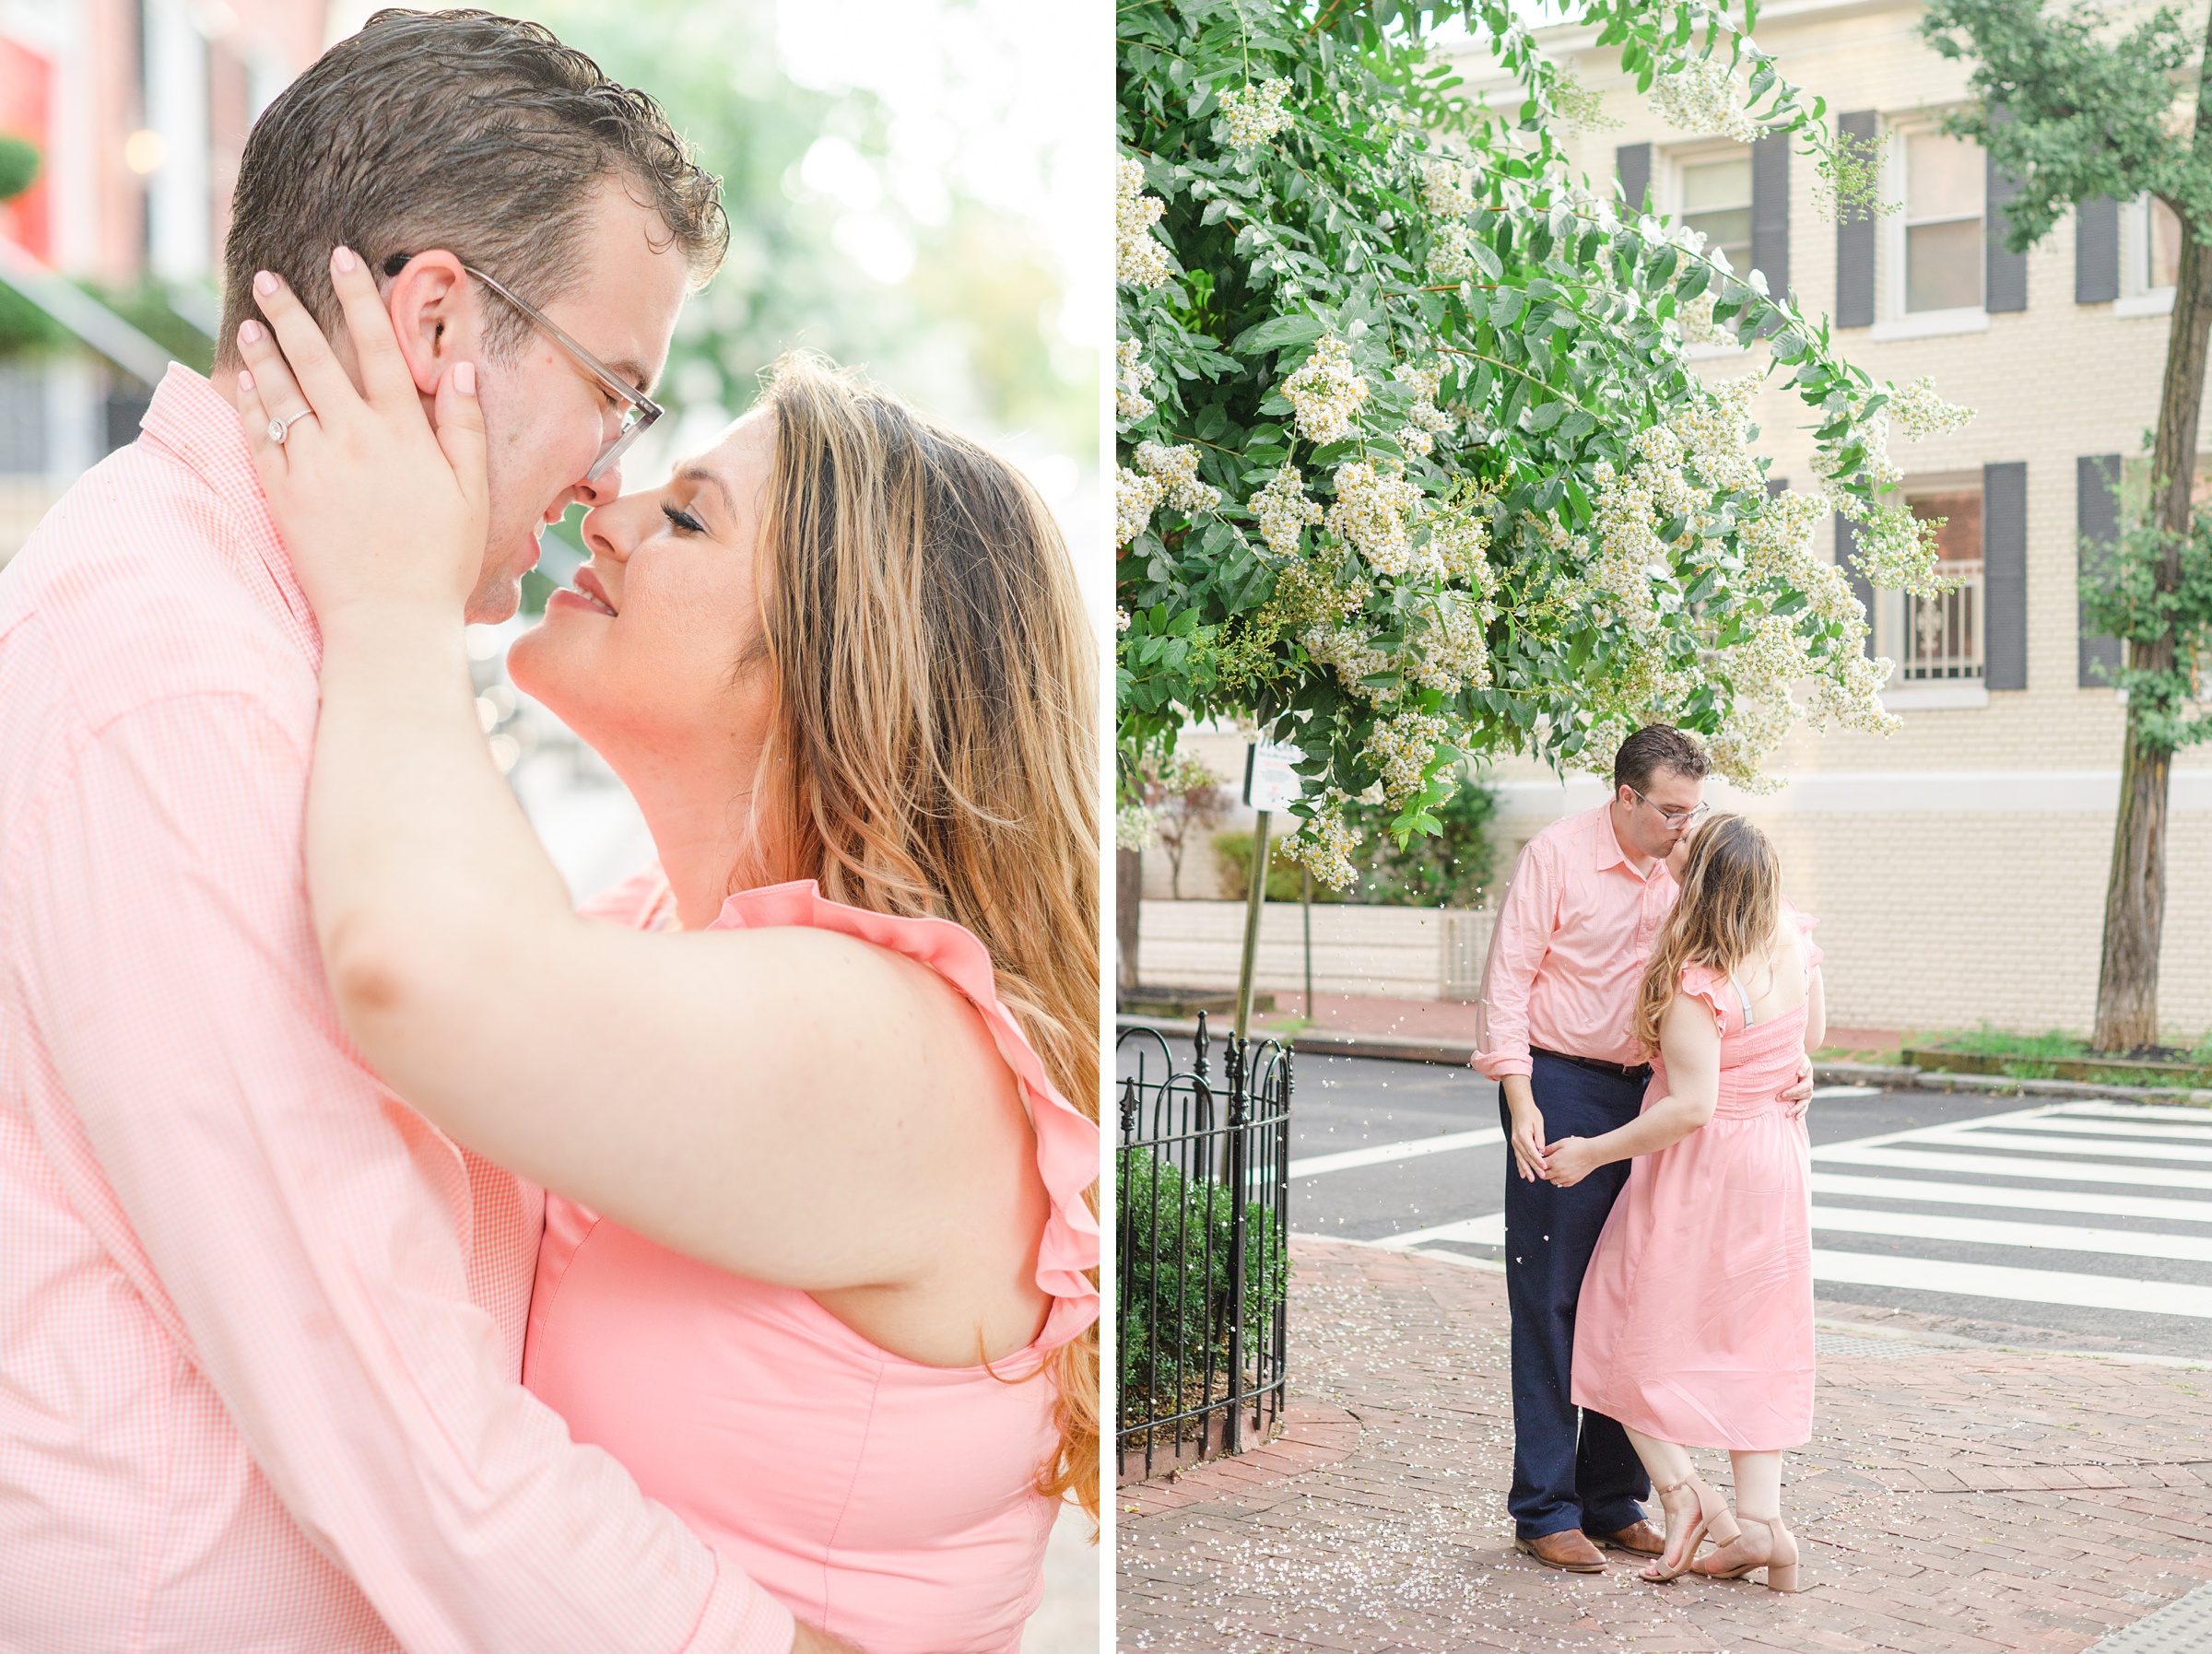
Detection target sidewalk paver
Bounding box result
[1117,1239,2212,1652]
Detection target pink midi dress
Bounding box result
[522,874,1101,1654]
[1569,910,1820,1452]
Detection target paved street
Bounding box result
[1124,1045,2212,1361]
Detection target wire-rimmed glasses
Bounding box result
[380,253,662,483]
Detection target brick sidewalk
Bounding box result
[1117,1239,2212,1652]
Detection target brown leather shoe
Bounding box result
[1598,1519,1665,1556]
[1513,1529,1606,1571]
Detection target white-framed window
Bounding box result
[2119,194,2184,315]
[1875,475,1983,689]
[1670,144,1754,276]
[1895,124,1983,316]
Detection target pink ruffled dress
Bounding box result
[1570,909,1821,1452]
[523,874,1100,1654]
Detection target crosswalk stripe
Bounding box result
[1809,1248,2212,1320]
[1809,1171,2212,1225]
[1288,1126,1503,1180]
[1813,1144,2212,1191]
[1809,1205,2212,1263]
[2054,1100,2212,1124]
[2001,1114,2212,1142]
[1375,1212,1506,1249]
[1920,1129,2212,1165]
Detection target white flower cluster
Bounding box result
[1117,156,1171,289]
[1673,373,1763,493]
[1364,710,1449,807]
[1650,53,1759,144]
[1395,362,1456,457]
[1418,502,1495,588]
[1251,463,1323,557]
[1117,465,1165,547]
[1429,220,1479,284]
[1115,801,1159,851]
[1135,440,1220,513]
[1116,336,1154,422]
[1805,651,1902,736]
[1282,334,1370,446]
[1327,460,1423,576]
[1218,78,1294,151]
[1405,590,1495,694]
[1300,620,1395,700]
[1888,375,1975,442]
[1838,499,1944,594]
[1421,157,1476,218]
[1280,796,1363,889]
[1115,607,1132,634]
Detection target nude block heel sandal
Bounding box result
[1696,1515,1805,1591]
[1640,1475,1739,1584]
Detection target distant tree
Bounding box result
[1923,0,2212,1050]
[1146,751,1230,897]
[0,135,37,204]
[1347,765,1499,907]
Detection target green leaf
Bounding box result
[1229,312,1329,356]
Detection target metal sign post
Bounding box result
[1235,742,1302,1042]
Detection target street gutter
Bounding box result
[1115,1015,2212,1108]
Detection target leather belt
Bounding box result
[1531,1045,1653,1083]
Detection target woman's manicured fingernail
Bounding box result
[239,320,262,346]
[332,246,357,274]
[254,270,277,297]
[453,360,476,396]
[237,370,253,394]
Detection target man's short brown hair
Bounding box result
[1613,723,1711,796]
[219,8,727,361]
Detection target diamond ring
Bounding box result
[267,409,318,445]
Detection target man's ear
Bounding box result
[382,251,471,396]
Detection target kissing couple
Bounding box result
[1474,724,1823,1591]
[0,12,1096,1654]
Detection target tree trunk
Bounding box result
[2094,19,2212,1051]
[1117,846,1143,995]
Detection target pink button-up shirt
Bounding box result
[1472,802,1678,1080]
[0,367,791,1654]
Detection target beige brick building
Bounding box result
[1439,0,2212,1039]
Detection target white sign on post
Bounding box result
[1243,742,1302,812]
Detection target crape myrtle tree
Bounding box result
[1922,0,2212,1053]
[1117,0,1973,890]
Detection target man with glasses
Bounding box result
[1473,724,1808,1573]
[0,13,850,1654]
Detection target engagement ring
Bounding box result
[267,410,317,445]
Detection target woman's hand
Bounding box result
[232,247,487,626]
[1543,1135,1606,1189]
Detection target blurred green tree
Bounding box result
[512,0,1092,608]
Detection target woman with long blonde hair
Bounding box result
[1535,815,1822,1593]
[229,257,1097,1654]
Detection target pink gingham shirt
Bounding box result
[0,367,792,1654]
[1472,803,1679,1080]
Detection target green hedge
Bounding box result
[1116,1146,1287,1414]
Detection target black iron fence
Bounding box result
[1115,1014,1292,1483]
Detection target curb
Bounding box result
[1116,1016,2212,1108]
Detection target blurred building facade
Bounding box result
[0,0,325,562]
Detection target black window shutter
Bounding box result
[2077,454,2124,686]
[1836,112,1877,326]
[1766,475,1789,497]
[1986,148,2028,312]
[1617,143,1652,214]
[1835,512,1876,656]
[1983,461,2029,689]
[2077,197,2119,304]
[1751,129,1790,299]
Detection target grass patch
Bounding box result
[1932,1024,2091,1061]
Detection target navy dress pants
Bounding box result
[1499,1050,1653,1540]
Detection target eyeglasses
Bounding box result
[1630,788,1711,829]
[380,254,662,483]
